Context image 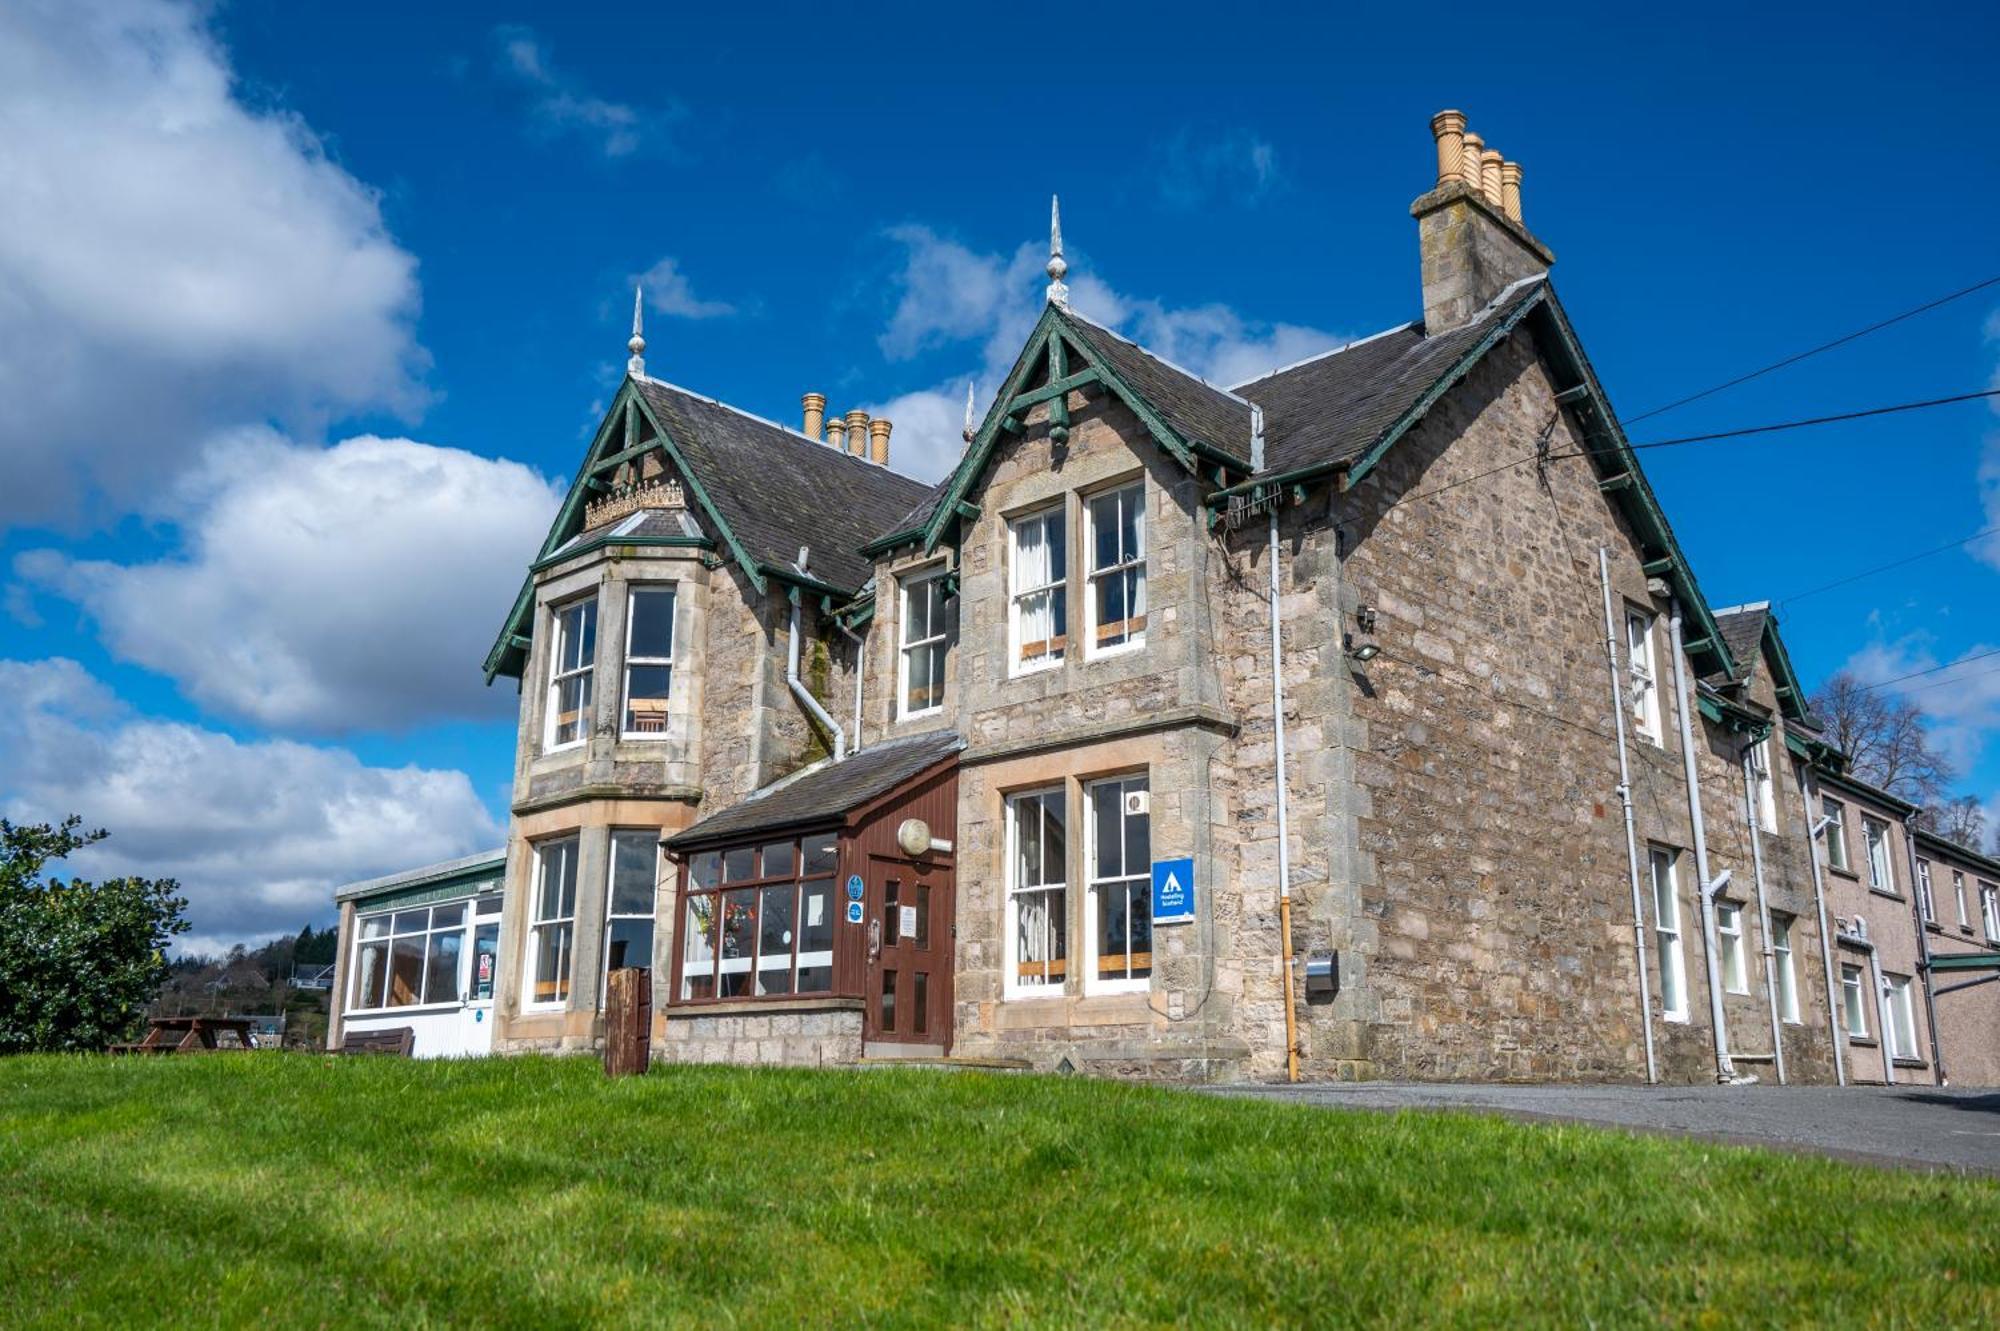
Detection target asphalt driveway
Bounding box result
[1208,1082,2000,1175]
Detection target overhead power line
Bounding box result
[1891,660,2000,698]
[1625,273,2000,425]
[1856,645,2000,693]
[1777,526,2000,608]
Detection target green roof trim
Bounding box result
[1814,765,1920,816]
[1760,611,1811,723]
[1929,951,2000,973]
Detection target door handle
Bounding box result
[867,917,881,961]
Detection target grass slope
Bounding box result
[2,1056,1997,1328]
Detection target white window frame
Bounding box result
[345,901,472,1015]
[1954,870,1971,931]
[619,585,675,740]
[525,836,579,1010]
[1916,860,1936,926]
[1717,901,1748,994]
[1822,798,1849,872]
[1650,847,1688,1021]
[1772,913,1800,1023]
[1749,738,1777,834]
[1004,788,1068,998]
[897,564,949,719]
[1007,504,1068,676]
[1626,609,1662,744]
[1983,883,2000,943]
[1083,481,1146,659]
[544,594,597,753]
[1885,974,1918,1060]
[1863,816,1894,894]
[1840,964,1869,1039]
[1084,775,1153,996]
[600,829,659,1004]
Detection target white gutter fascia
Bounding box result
[1597,549,1657,1082]
[1668,597,1736,1082]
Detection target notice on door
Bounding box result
[899,904,918,939]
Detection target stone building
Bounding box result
[327,112,1997,1084]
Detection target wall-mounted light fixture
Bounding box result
[1343,633,1381,663]
[1355,604,1378,634]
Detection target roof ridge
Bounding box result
[1061,308,1256,408]
[635,373,928,487]
[1227,320,1420,391]
[1712,600,1772,616]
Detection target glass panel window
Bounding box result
[1841,964,1868,1038]
[352,902,475,1012]
[1864,818,1894,893]
[676,837,837,1003]
[1009,506,1067,673]
[1954,871,1970,930]
[1748,738,1777,834]
[758,883,797,996]
[802,833,837,876]
[1626,610,1661,744]
[528,837,579,1007]
[797,877,834,993]
[350,935,387,1010]
[899,566,949,717]
[1984,884,2000,942]
[545,596,597,750]
[1650,847,1687,1020]
[1886,974,1919,1060]
[1006,789,1067,995]
[602,830,658,999]
[1916,860,1936,925]
[1822,798,1849,872]
[1717,901,1748,994]
[1772,914,1799,1022]
[680,895,717,1000]
[1086,484,1146,655]
[622,586,675,737]
[1087,775,1152,991]
[719,888,757,998]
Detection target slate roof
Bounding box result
[632,377,933,594]
[1063,312,1256,461]
[1234,276,1547,477]
[1711,604,1771,683]
[667,730,963,847]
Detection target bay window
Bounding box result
[1626,610,1661,744]
[1086,775,1152,992]
[1009,506,1067,673]
[545,596,597,750]
[602,830,659,996]
[527,837,579,1008]
[678,833,836,1001]
[1085,483,1145,655]
[899,566,949,717]
[621,586,675,736]
[1650,847,1687,1020]
[1006,789,1067,995]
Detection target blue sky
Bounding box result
[3,0,1996,949]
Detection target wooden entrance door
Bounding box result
[863,855,952,1051]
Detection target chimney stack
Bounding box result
[1413,109,1553,333]
[825,414,848,452]
[802,392,826,440]
[844,410,869,457]
[868,418,892,465]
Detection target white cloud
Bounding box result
[1841,636,2000,777]
[0,658,500,949]
[492,24,676,159]
[1155,128,1284,210]
[639,257,735,320]
[16,431,560,733]
[868,224,1349,482]
[0,0,426,526]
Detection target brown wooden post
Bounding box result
[603,967,652,1077]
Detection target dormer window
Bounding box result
[545,595,597,751]
[1009,505,1067,674]
[1085,483,1146,656]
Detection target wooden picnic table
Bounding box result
[109,1016,258,1055]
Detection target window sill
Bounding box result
[1661,1012,1691,1025]
[1848,1037,1878,1048]
[897,708,945,724]
[1084,642,1146,664]
[1867,888,1906,902]
[344,1002,464,1019]
[1827,866,1859,881]
[1007,661,1064,681]
[617,733,673,743]
[665,995,863,1019]
[1893,1056,1930,1070]
[1724,987,1751,997]
[1084,982,1153,999]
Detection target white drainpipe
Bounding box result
[1596,549,1657,1083]
[836,618,867,754]
[1739,736,1786,1083]
[1793,762,1848,1086]
[785,549,845,762]
[1667,599,1735,1082]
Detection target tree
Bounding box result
[0,817,188,1053]
[1809,672,1954,806]
[1914,793,1988,849]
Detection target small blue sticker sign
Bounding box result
[845,900,865,925]
[846,874,865,901]
[1151,857,1196,925]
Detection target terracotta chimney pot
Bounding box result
[801,392,826,440]
[1480,149,1504,207]
[868,418,892,465]
[844,410,870,457]
[1430,110,1467,187]
[825,414,847,451]
[1459,132,1485,189]
[1500,161,1523,223]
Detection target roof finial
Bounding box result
[627,285,646,376]
[962,381,977,442]
[1045,195,1069,309]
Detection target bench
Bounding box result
[336,1027,415,1056]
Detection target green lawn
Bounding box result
[2,1058,1996,1328]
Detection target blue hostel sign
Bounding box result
[1151,857,1195,925]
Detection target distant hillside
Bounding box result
[152,925,337,1048]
